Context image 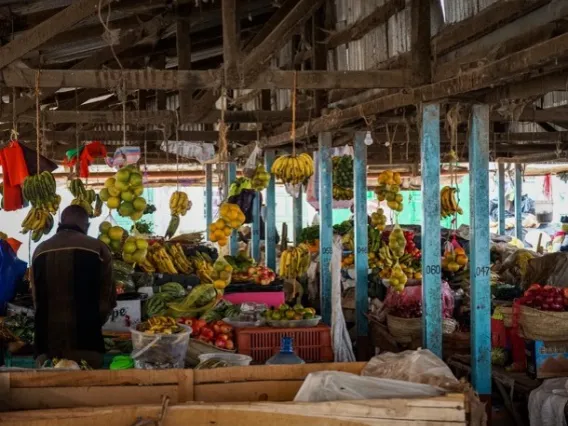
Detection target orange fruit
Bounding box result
[456,255,468,266]
[223,227,233,236]
[214,229,225,239]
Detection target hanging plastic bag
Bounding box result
[208,256,234,291]
[331,235,355,362]
[294,371,444,402]
[105,146,140,169]
[243,143,262,178]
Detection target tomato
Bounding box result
[193,319,206,333]
[219,325,233,335]
[225,339,234,350]
[200,326,214,341]
[214,338,227,349]
[212,323,221,335]
[216,333,229,341]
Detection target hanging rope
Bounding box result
[35,70,41,172]
[218,88,228,162]
[291,70,297,157]
[175,111,180,191]
[98,0,122,70]
[11,88,18,140]
[121,80,127,147]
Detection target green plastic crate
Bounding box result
[4,351,125,369]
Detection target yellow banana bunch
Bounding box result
[149,243,178,274]
[144,316,179,334]
[441,186,463,218]
[139,258,156,273]
[169,191,192,216]
[279,243,311,279]
[166,243,193,274]
[21,207,54,242]
[271,153,314,185]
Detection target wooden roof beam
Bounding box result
[39,130,259,143]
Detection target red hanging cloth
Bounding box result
[543,174,552,200]
[0,141,28,211]
[64,142,108,177]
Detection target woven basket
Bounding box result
[519,305,568,341]
[500,306,513,328]
[387,315,422,344]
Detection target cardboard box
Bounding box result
[103,298,141,332]
[525,339,568,379]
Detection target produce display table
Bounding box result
[0,363,473,425]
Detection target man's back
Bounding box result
[32,226,115,365]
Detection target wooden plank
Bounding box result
[410,0,432,84]
[4,385,179,410]
[267,31,568,145]
[222,0,239,82]
[0,69,412,90]
[43,129,259,142]
[431,0,551,56]
[177,5,193,118]
[0,0,112,70]
[177,370,194,403]
[326,0,406,49]
[195,381,304,402]
[483,71,568,102]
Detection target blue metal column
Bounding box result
[293,187,303,245]
[251,193,261,262]
[420,104,442,358]
[264,151,276,270]
[205,164,213,240]
[515,163,523,241]
[318,132,333,326]
[353,132,369,341]
[227,162,238,255]
[498,163,506,235]
[469,104,492,396]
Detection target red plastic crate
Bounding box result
[235,324,333,364]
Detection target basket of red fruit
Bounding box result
[517,284,568,341]
[387,302,423,344]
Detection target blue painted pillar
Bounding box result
[251,192,261,262]
[420,104,442,358]
[318,132,333,325]
[515,163,523,241]
[293,187,303,245]
[353,132,369,339]
[264,151,276,270]
[498,163,506,235]
[205,164,213,240]
[227,162,238,255]
[469,104,492,396]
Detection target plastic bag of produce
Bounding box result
[361,349,461,391]
[388,224,406,258]
[243,144,262,178]
[383,281,454,319]
[209,257,233,290]
[294,371,444,402]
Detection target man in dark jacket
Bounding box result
[31,205,115,367]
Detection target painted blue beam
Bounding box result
[205,164,213,241]
[515,163,523,241]
[227,162,238,255]
[293,187,303,245]
[318,132,333,326]
[265,151,276,270]
[498,163,506,236]
[353,132,369,338]
[469,104,492,396]
[420,104,442,358]
[251,192,261,262]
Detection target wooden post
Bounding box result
[411,0,432,84]
[318,132,333,326]
[353,132,369,356]
[515,164,523,241]
[222,0,239,83]
[498,163,506,235]
[312,4,328,115]
[420,104,442,358]
[251,193,261,262]
[469,104,492,397]
[205,164,213,240]
[176,4,192,118]
[265,151,277,270]
[293,188,303,245]
[227,162,238,255]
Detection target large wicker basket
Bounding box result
[519,305,568,341]
[387,315,422,344]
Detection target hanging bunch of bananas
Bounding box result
[440,186,463,218]
[21,172,60,242]
[68,178,97,217]
[271,153,314,185]
[166,243,194,274]
[170,191,192,216]
[370,208,387,231]
[279,243,311,279]
[250,164,271,190]
[376,170,403,212]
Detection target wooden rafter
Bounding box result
[40,130,259,143]
[176,5,192,118]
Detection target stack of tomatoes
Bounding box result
[521,284,568,312]
[178,318,235,350]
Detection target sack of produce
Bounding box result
[516,284,568,340]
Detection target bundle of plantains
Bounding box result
[68,178,101,217]
[332,155,353,200]
[21,171,61,242]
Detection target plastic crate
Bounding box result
[4,351,124,369]
[234,324,333,364]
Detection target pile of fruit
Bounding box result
[250,164,271,190]
[341,253,354,269]
[144,242,192,275]
[208,203,246,246]
[21,172,60,242]
[228,177,252,196]
[98,221,126,254]
[376,170,403,212]
[279,243,310,279]
[68,178,101,217]
[264,303,316,321]
[370,208,387,231]
[145,282,187,318]
[378,227,422,291]
[165,191,192,239]
[442,242,468,273]
[168,283,220,318]
[521,284,568,311]
[441,186,463,218]
[99,165,147,221]
[137,316,182,335]
[388,225,406,258]
[188,319,235,350]
[389,301,422,319]
[121,235,149,265]
[207,258,233,290]
[271,153,314,185]
[332,155,354,200]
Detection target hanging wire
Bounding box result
[175,111,180,191]
[121,81,127,147]
[291,70,297,157]
[35,70,41,172]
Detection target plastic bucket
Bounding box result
[130,324,191,369]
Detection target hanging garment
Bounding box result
[64,142,108,177]
[0,141,27,211]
